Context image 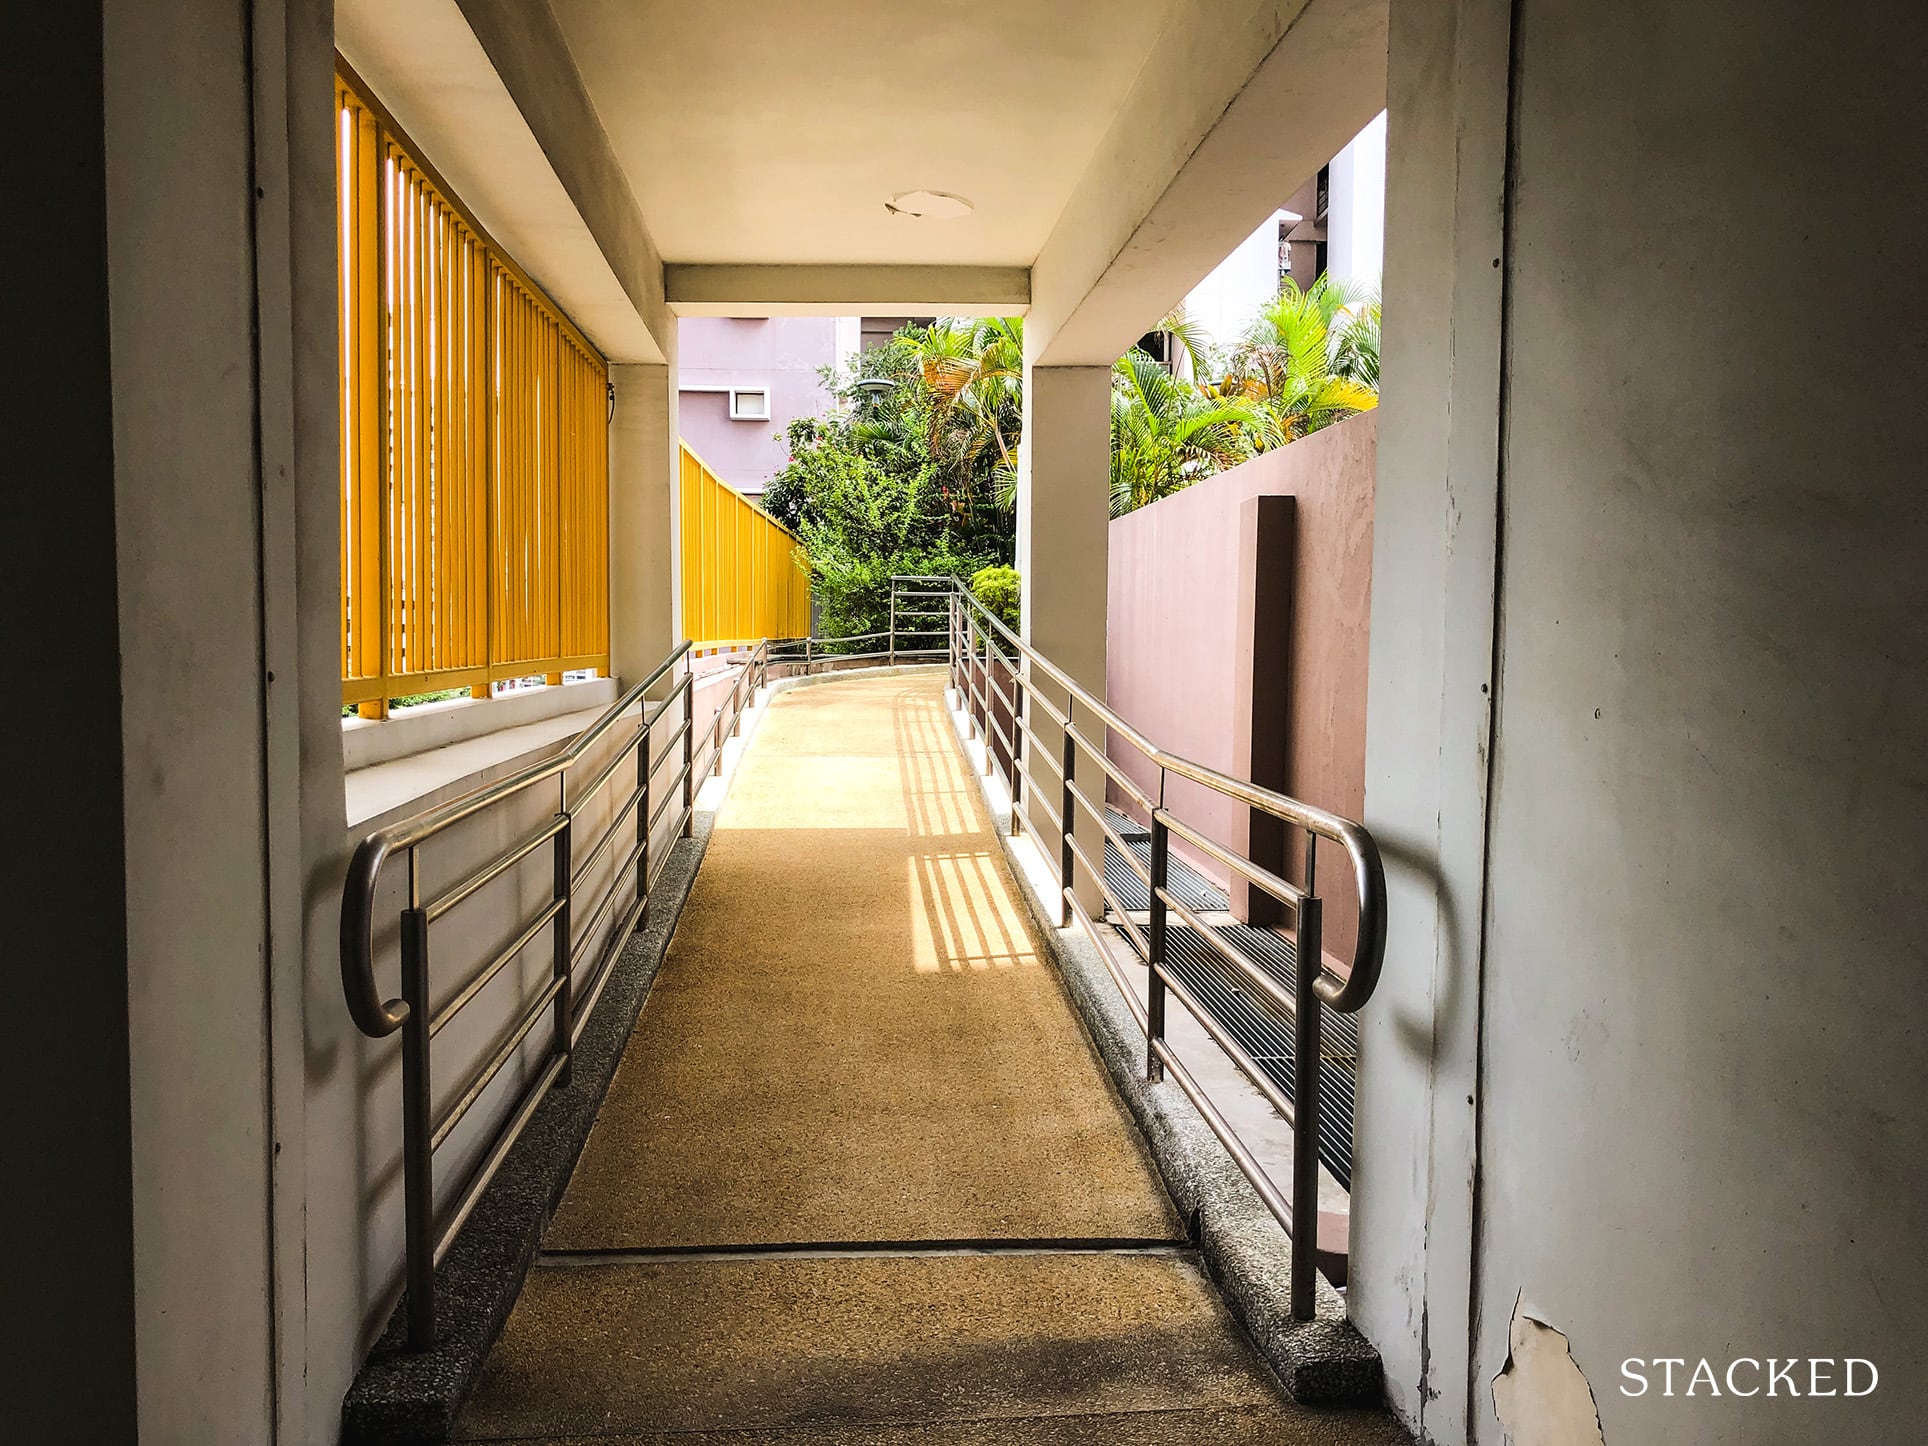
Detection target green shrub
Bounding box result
[341,686,471,718]
[787,426,997,642]
[969,564,1021,631]
[766,322,1018,644]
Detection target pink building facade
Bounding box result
[676,316,850,494]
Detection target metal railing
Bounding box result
[929,573,1387,1320]
[678,443,812,646]
[340,577,1385,1347]
[340,637,770,1350]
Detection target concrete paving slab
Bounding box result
[454,1252,1405,1442]
[545,675,1181,1250]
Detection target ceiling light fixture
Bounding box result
[885,190,974,220]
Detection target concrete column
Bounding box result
[1017,361,1111,915]
[609,361,680,685]
[1349,3,1510,1438]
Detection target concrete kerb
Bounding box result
[940,691,1383,1406]
[339,677,778,1445]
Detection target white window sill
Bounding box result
[342,676,618,772]
[345,704,634,834]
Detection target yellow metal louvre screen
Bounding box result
[336,62,610,715]
[678,443,810,647]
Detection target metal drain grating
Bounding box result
[1101,808,1228,913]
[1092,808,1357,1187]
[1162,924,1357,1190]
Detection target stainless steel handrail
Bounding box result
[918,571,1390,1322]
[339,636,771,1351]
[341,572,1385,1350]
[339,644,694,1037]
[934,577,1385,1010]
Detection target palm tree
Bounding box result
[1152,303,1215,379]
[1330,290,1381,389]
[909,317,1024,499]
[1223,275,1378,449]
[1109,349,1259,516]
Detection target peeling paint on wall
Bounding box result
[1491,1294,1607,1445]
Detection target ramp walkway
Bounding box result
[451,672,1403,1444]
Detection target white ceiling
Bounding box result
[548,0,1180,267]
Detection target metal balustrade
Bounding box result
[924,573,1388,1321]
[678,444,812,646]
[340,578,1386,1350]
[335,63,613,717]
[339,638,769,1350]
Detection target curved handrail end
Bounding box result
[340,831,409,1038]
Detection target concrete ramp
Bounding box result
[455,673,1405,1445]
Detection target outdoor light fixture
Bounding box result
[884,189,973,220]
[855,378,898,396]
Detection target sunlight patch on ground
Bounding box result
[908,847,1039,974]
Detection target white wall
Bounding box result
[1184,210,1290,354]
[1182,108,1387,356]
[96,0,355,1439]
[1358,1,1928,1442]
[1325,110,1385,292]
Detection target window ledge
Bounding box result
[343,676,618,772]
[345,702,625,834]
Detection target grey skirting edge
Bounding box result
[339,811,717,1445]
[959,711,1383,1407]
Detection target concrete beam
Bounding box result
[1030,0,1387,366]
[338,0,670,362]
[666,264,1031,317]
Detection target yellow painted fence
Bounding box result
[679,443,811,645]
[337,64,609,715]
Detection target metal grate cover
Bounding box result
[1161,923,1358,1190]
[1094,805,1358,1190]
[1101,809,1228,913]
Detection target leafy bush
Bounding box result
[969,564,1021,630]
[770,323,1017,641]
[1109,281,1381,516]
[793,451,990,639]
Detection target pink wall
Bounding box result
[1105,411,1376,957]
[677,316,841,493]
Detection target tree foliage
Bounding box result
[763,279,1381,612]
[1108,277,1381,516]
[767,323,1018,640]
[1218,275,1379,449]
[1110,349,1264,516]
[969,564,1021,630]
